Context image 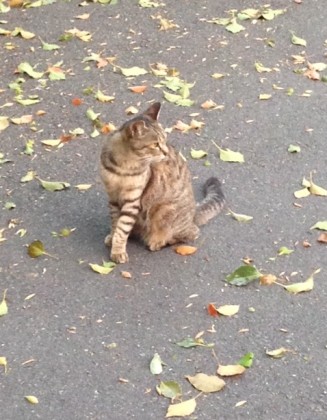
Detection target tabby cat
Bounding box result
[100,102,225,263]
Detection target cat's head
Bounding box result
[121,102,169,163]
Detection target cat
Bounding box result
[100,102,225,263]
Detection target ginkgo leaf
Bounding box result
[186,373,225,393]
[283,268,320,294]
[156,381,182,399]
[217,364,246,376]
[228,209,253,222]
[166,398,196,418]
[0,289,8,317]
[38,178,70,192]
[150,353,163,375]
[216,304,240,316]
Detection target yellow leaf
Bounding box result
[125,106,139,115]
[259,93,272,100]
[284,268,320,294]
[266,347,292,358]
[0,289,8,317]
[294,187,310,198]
[75,184,92,191]
[25,395,39,404]
[0,116,9,132]
[166,398,196,418]
[217,304,240,316]
[211,73,225,79]
[0,356,8,374]
[217,364,246,376]
[173,120,191,132]
[186,373,225,393]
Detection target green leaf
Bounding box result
[86,108,101,121]
[228,209,253,222]
[120,66,148,77]
[24,139,34,155]
[190,149,207,159]
[17,62,44,79]
[0,289,8,317]
[163,91,181,103]
[27,240,46,258]
[310,221,327,231]
[288,144,301,153]
[156,381,182,399]
[226,265,262,286]
[238,352,254,368]
[38,178,70,192]
[277,246,294,256]
[89,261,116,275]
[291,32,307,47]
[175,98,194,107]
[226,19,245,34]
[284,268,320,294]
[95,89,115,103]
[15,96,41,106]
[4,201,16,210]
[41,40,60,51]
[176,337,214,348]
[220,148,244,162]
[21,171,36,183]
[12,27,35,40]
[149,353,163,375]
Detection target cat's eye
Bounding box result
[149,143,160,149]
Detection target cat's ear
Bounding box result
[143,102,161,121]
[127,120,146,138]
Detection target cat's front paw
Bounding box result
[148,240,166,252]
[104,233,113,247]
[111,250,129,264]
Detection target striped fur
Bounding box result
[100,102,225,263]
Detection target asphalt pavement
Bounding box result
[0,1,326,419]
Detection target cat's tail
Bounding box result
[194,177,225,226]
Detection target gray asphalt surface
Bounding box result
[1,1,326,419]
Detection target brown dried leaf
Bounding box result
[317,233,327,243]
[128,85,147,93]
[174,245,197,256]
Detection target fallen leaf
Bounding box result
[226,265,262,286]
[291,32,307,47]
[119,66,148,77]
[201,99,218,109]
[254,62,272,73]
[294,187,310,198]
[283,268,320,294]
[75,184,92,191]
[278,246,294,256]
[266,347,291,358]
[75,13,90,20]
[95,90,115,103]
[0,289,8,317]
[166,398,196,418]
[190,149,207,159]
[66,28,92,42]
[190,119,204,129]
[212,141,244,162]
[128,85,147,95]
[89,262,116,275]
[158,17,178,31]
[150,353,163,375]
[176,337,214,348]
[211,73,225,79]
[226,18,245,34]
[10,114,33,124]
[238,352,254,368]
[235,400,247,408]
[24,395,39,404]
[174,245,197,256]
[217,364,246,376]
[259,93,272,100]
[216,304,239,316]
[41,139,62,147]
[173,120,191,132]
[38,178,70,192]
[0,357,8,374]
[71,98,83,106]
[41,40,60,51]
[186,373,225,393]
[0,116,9,131]
[207,303,218,317]
[12,27,35,40]
[17,62,44,79]
[228,209,253,222]
[310,221,327,231]
[125,106,139,115]
[121,271,132,279]
[139,0,161,7]
[20,171,36,183]
[288,144,301,153]
[317,233,327,243]
[156,381,182,399]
